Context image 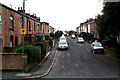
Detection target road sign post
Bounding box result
[22,0,25,73]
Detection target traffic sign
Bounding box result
[21,28,26,35]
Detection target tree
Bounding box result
[96,2,120,40]
[55,30,63,39]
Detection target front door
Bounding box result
[15,37,18,46]
[0,38,3,52]
[10,35,13,47]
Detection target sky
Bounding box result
[0,0,104,31]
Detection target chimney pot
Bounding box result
[18,7,20,10]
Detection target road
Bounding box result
[44,36,119,79]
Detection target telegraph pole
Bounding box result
[22,0,25,73]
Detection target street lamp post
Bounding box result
[22,0,25,73]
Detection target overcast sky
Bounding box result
[0,0,104,31]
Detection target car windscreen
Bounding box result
[60,38,66,40]
[59,41,67,45]
[72,35,75,37]
[78,38,83,40]
[93,42,102,47]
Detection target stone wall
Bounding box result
[1,53,24,70]
[1,52,41,72]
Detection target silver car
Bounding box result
[91,42,104,54]
[77,37,84,43]
[71,34,76,39]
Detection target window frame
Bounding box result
[29,21,31,32]
[38,24,39,32]
[34,22,36,31]
[10,15,14,29]
[0,14,1,23]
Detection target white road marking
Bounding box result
[82,44,85,45]
[63,55,64,58]
[67,53,70,56]
[58,65,64,71]
[61,65,64,68]
[74,63,79,69]
[69,72,71,75]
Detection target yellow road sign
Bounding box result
[21,28,26,35]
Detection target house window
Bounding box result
[34,22,35,31]
[10,15,14,29]
[27,19,28,34]
[29,21,31,31]
[38,24,39,32]
[0,14,1,23]
[40,24,42,30]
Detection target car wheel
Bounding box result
[67,47,69,50]
[102,50,105,54]
[93,50,96,54]
[58,48,60,51]
[90,50,93,52]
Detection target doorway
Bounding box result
[0,38,2,52]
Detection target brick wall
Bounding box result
[2,7,22,47]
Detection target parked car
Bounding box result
[59,36,67,42]
[91,41,104,54]
[58,41,69,50]
[77,37,84,43]
[61,34,65,37]
[71,34,76,39]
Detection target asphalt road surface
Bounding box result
[44,36,120,79]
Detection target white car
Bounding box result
[61,34,65,37]
[77,37,84,43]
[59,37,67,42]
[71,34,76,39]
[91,42,104,54]
[58,41,69,50]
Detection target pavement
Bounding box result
[2,42,58,80]
[105,49,120,62]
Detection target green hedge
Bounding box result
[35,42,46,60]
[50,33,55,39]
[45,34,50,40]
[16,44,40,63]
[116,44,120,53]
[75,34,79,37]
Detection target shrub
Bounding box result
[101,39,112,46]
[116,44,120,53]
[18,41,30,47]
[75,34,79,37]
[16,44,40,63]
[45,34,50,40]
[35,42,46,60]
[50,33,55,39]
